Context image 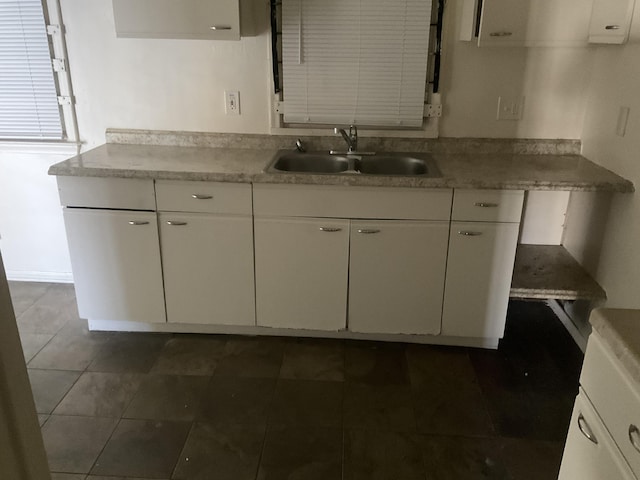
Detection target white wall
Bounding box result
[0,149,74,281]
[440,0,594,139]
[61,0,273,149]
[564,7,640,308]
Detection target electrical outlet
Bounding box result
[225,90,240,115]
[497,96,524,121]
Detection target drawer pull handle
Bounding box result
[319,227,342,232]
[210,25,232,30]
[605,25,621,30]
[128,221,149,226]
[358,229,381,234]
[166,221,188,226]
[629,425,640,453]
[474,202,498,208]
[489,31,513,37]
[192,194,213,200]
[458,231,483,236]
[578,414,598,444]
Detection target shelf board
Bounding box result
[510,244,606,302]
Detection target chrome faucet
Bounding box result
[334,125,358,153]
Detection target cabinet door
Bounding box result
[559,393,636,480]
[113,0,240,40]
[159,213,255,326]
[588,0,636,44]
[348,220,449,335]
[442,222,519,339]
[254,217,349,331]
[63,208,166,323]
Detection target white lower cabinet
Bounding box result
[559,392,636,480]
[254,217,350,331]
[63,208,166,323]
[348,220,449,335]
[159,212,255,326]
[441,221,520,338]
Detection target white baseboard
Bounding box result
[6,271,73,283]
[88,319,501,349]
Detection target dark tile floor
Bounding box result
[9,281,583,480]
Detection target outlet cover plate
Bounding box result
[497,96,524,121]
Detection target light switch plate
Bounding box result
[497,96,524,121]
[616,106,630,137]
[225,90,240,115]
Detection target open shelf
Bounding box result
[510,244,606,302]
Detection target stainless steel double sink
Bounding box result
[265,151,441,177]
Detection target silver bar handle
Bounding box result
[458,231,483,236]
[578,414,598,444]
[128,220,149,226]
[166,221,188,226]
[605,25,621,30]
[319,227,342,232]
[210,26,232,30]
[474,202,498,208]
[192,194,213,200]
[358,229,380,234]
[629,425,640,453]
[489,31,513,37]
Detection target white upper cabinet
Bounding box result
[112,0,240,40]
[472,0,595,47]
[588,0,636,44]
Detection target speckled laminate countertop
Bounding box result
[590,308,640,386]
[48,143,634,192]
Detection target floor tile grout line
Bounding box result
[84,416,122,477]
[169,419,197,480]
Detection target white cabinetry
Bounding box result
[588,0,636,44]
[348,220,449,335]
[156,181,255,326]
[63,206,166,324]
[560,319,640,479]
[472,0,593,47]
[254,217,350,331]
[559,391,636,480]
[112,0,240,40]
[442,190,524,339]
[252,185,453,336]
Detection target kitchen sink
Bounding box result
[270,152,351,173]
[266,151,441,177]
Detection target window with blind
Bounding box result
[0,0,63,140]
[281,0,433,128]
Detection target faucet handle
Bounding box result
[349,125,357,138]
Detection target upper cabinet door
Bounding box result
[477,0,592,47]
[589,0,636,44]
[113,0,240,40]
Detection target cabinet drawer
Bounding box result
[253,184,453,220]
[581,331,640,475]
[559,390,636,480]
[58,176,156,210]
[155,181,252,215]
[452,189,524,222]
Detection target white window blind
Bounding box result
[0,0,63,139]
[282,0,432,128]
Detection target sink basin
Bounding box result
[269,152,350,173]
[266,150,440,177]
[357,155,428,175]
